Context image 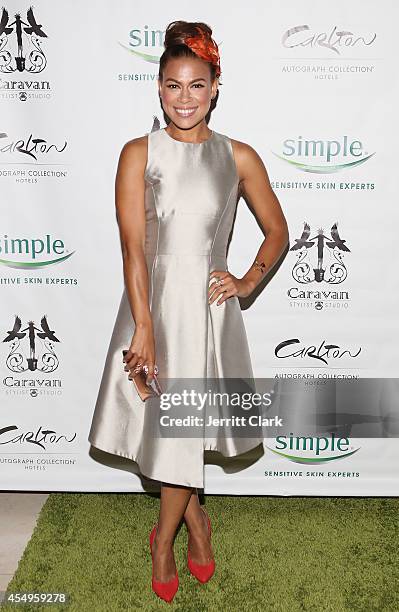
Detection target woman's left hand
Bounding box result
[208,270,253,305]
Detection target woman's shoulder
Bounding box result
[227,136,263,174]
[118,134,149,167]
[228,136,258,158]
[121,134,148,153]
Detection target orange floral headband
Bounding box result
[184,27,221,78]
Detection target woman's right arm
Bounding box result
[115,136,156,384]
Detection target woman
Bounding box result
[88,20,288,603]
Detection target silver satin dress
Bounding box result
[88,127,263,488]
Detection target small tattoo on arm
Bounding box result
[253,259,267,274]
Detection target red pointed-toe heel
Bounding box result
[149,524,179,603]
[187,507,215,583]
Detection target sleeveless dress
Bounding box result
[88,127,263,488]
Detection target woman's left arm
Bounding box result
[209,140,289,305]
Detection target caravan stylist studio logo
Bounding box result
[117,24,164,84]
[2,314,63,397]
[287,221,351,310]
[0,7,51,101]
[278,24,377,81]
[0,130,68,183]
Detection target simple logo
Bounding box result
[290,222,350,284]
[282,25,377,56]
[3,314,60,373]
[267,433,360,464]
[0,234,74,269]
[0,132,67,161]
[0,7,48,73]
[273,136,375,174]
[275,339,361,365]
[119,25,165,63]
[0,425,76,449]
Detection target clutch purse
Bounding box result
[122,350,162,402]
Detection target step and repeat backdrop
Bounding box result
[1,1,398,495]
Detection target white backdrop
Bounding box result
[1,0,398,494]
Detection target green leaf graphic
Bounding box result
[118,42,160,64]
[0,251,75,269]
[265,446,360,464]
[272,152,375,174]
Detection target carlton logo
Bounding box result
[273,136,375,174]
[267,433,360,464]
[282,25,377,56]
[0,132,67,161]
[119,25,165,63]
[0,425,76,449]
[274,339,361,364]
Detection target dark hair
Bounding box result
[158,20,220,82]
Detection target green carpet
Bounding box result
[3,494,399,611]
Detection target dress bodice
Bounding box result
[144,127,240,259]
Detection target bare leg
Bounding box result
[183,488,214,564]
[151,482,193,581]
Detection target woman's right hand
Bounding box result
[123,323,156,384]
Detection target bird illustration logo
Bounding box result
[290,221,351,284]
[3,314,60,372]
[0,7,48,74]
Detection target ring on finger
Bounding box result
[142,364,159,375]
